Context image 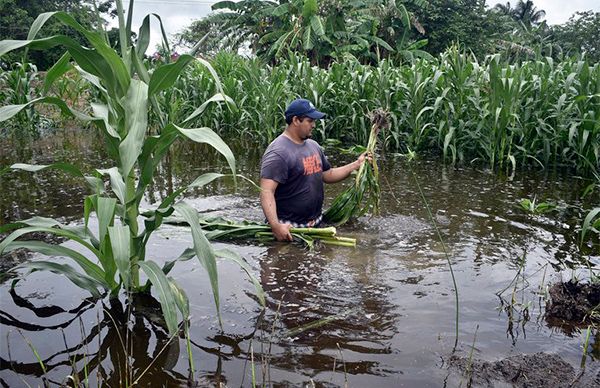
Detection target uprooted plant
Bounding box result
[324,109,389,225]
[0,0,264,340]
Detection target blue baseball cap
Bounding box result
[285,98,326,120]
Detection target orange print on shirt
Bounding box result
[302,153,323,175]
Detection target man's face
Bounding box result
[296,117,315,140]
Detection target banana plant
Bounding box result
[0,0,264,336]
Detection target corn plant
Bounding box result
[0,0,263,336]
[56,47,598,176]
[0,61,45,138]
[519,196,557,214]
[581,208,600,248]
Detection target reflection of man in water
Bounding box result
[257,243,396,379]
[259,98,368,241]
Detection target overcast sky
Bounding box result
[114,0,600,54]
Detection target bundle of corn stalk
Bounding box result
[324,109,389,225]
[163,215,356,248]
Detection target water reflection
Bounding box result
[0,285,194,386]
[1,131,600,386]
[251,242,398,384]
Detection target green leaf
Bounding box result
[8,162,84,177]
[119,79,149,176]
[91,103,120,139]
[173,124,236,178]
[16,261,103,298]
[27,12,56,40]
[173,202,221,326]
[108,225,131,288]
[3,241,108,288]
[272,3,290,17]
[303,27,313,51]
[0,39,29,56]
[0,97,93,123]
[97,197,117,245]
[214,248,265,307]
[214,1,237,9]
[139,261,180,335]
[302,0,318,19]
[43,52,72,94]
[162,248,195,275]
[51,12,130,96]
[368,35,394,52]
[188,173,227,189]
[182,93,234,124]
[0,226,99,260]
[168,279,190,318]
[310,15,325,36]
[96,167,127,205]
[581,208,600,246]
[1,33,125,97]
[148,54,195,96]
[136,15,151,59]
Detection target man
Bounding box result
[260,98,368,241]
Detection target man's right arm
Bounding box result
[260,178,293,241]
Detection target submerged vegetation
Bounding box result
[0,0,264,338]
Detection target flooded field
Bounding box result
[1,130,599,386]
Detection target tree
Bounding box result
[177,0,429,66]
[512,0,545,28]
[551,11,600,62]
[410,0,508,58]
[492,0,546,29]
[0,0,114,69]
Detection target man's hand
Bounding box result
[260,178,293,242]
[356,151,373,168]
[323,152,374,184]
[271,222,293,241]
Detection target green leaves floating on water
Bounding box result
[324,109,389,226]
[519,196,557,214]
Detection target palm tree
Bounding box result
[494,1,546,28]
[513,0,546,27]
[493,2,512,16]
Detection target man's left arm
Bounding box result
[322,153,368,184]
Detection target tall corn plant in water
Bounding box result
[0,0,263,336]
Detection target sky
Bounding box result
[113,0,600,54]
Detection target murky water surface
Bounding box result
[1,130,599,387]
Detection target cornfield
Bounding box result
[4,48,600,176]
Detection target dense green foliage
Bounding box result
[552,11,600,63]
[0,0,114,69]
[411,0,506,58]
[4,47,598,176]
[149,51,599,176]
[178,0,430,65]
[176,0,600,64]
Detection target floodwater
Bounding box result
[1,130,599,387]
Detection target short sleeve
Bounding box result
[320,147,331,172]
[260,150,288,184]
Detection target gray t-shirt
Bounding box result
[260,135,331,224]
